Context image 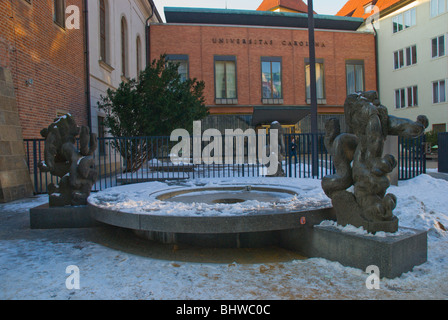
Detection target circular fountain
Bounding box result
[88,178,335,247]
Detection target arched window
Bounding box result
[53,0,66,28]
[136,36,142,75]
[99,0,108,62]
[121,17,128,77]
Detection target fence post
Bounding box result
[439,132,448,173]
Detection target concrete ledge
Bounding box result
[30,204,101,229]
[281,225,428,279]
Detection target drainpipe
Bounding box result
[145,0,155,66]
[371,20,380,99]
[83,0,92,130]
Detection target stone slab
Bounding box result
[283,225,428,279]
[30,204,101,229]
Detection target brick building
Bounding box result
[149,7,377,133]
[1,0,88,202]
[1,0,88,140]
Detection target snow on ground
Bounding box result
[0,174,447,300]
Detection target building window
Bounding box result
[214,56,237,104]
[392,8,416,33]
[407,86,418,107]
[305,59,325,103]
[54,0,65,28]
[394,45,417,69]
[261,57,282,103]
[98,116,106,156]
[99,0,108,62]
[346,60,364,95]
[166,55,189,82]
[433,80,446,103]
[395,88,406,109]
[364,3,374,14]
[395,86,419,108]
[394,50,404,69]
[432,35,446,58]
[136,36,142,75]
[430,0,446,17]
[433,123,447,133]
[406,45,418,66]
[121,17,128,78]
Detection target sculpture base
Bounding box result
[281,225,428,279]
[332,190,399,234]
[30,204,100,229]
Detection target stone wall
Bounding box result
[0,67,33,203]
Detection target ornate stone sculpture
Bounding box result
[269,121,286,177]
[322,91,428,233]
[38,114,98,207]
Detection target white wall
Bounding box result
[88,0,160,135]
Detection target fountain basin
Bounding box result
[88,178,335,245]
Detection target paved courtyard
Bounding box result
[1,174,447,300]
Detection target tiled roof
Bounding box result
[257,0,309,13]
[336,0,404,18]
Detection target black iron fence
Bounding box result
[439,132,448,173]
[24,133,426,194]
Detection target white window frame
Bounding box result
[392,8,416,33]
[395,86,419,108]
[395,88,406,109]
[430,0,446,17]
[407,86,418,107]
[431,34,446,58]
[432,79,447,104]
[394,45,417,69]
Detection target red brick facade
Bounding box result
[149,24,377,117]
[0,0,88,140]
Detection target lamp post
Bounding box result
[307,0,319,177]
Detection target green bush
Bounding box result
[98,54,209,171]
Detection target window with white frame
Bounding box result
[392,8,416,33]
[433,80,446,103]
[215,56,237,103]
[407,86,418,107]
[394,45,417,69]
[364,3,374,14]
[431,35,446,58]
[430,0,446,17]
[395,88,406,109]
[395,86,418,109]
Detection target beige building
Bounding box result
[87,0,162,140]
[338,0,447,134]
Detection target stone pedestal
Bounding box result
[0,67,34,203]
[281,224,427,279]
[30,204,100,229]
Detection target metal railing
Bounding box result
[24,134,426,194]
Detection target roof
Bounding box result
[336,0,408,18]
[257,0,309,13]
[164,7,364,31]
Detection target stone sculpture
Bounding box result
[38,114,98,207]
[269,121,286,177]
[322,91,428,233]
